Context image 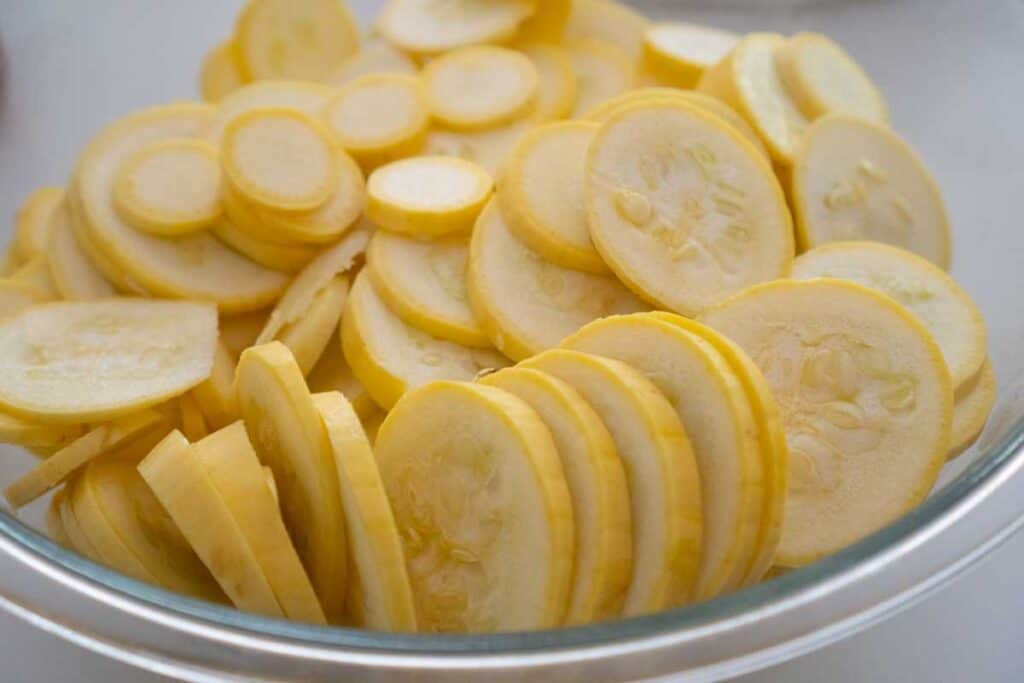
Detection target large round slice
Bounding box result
[341,271,509,410]
[0,300,216,424]
[74,104,287,312]
[520,349,702,614]
[468,200,644,361]
[235,342,348,621]
[366,230,488,347]
[701,279,953,566]
[375,380,574,632]
[791,114,952,269]
[378,0,536,56]
[586,100,793,316]
[479,367,631,624]
[313,392,417,632]
[563,314,763,599]
[791,241,986,391]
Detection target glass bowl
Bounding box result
[0,1,1023,680]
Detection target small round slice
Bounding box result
[234,0,360,82]
[341,271,509,410]
[313,392,417,632]
[467,200,644,361]
[791,241,986,391]
[235,342,348,621]
[375,380,574,632]
[643,23,738,89]
[423,46,539,131]
[500,121,608,273]
[222,108,339,212]
[367,230,488,347]
[113,139,223,236]
[515,42,577,122]
[378,0,535,56]
[562,314,763,599]
[949,358,997,460]
[565,39,634,118]
[0,300,216,424]
[565,0,651,59]
[701,279,953,566]
[697,33,810,165]
[15,186,63,260]
[330,38,418,86]
[776,32,888,122]
[324,74,430,169]
[199,41,246,103]
[791,114,952,269]
[479,367,631,625]
[586,100,794,316]
[521,349,702,615]
[46,199,117,300]
[367,156,493,238]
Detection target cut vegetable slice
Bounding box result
[563,314,762,599]
[307,331,377,420]
[565,0,651,59]
[565,39,633,118]
[212,218,317,273]
[200,41,246,103]
[584,88,770,161]
[60,478,102,563]
[367,230,488,347]
[5,410,164,509]
[47,489,71,549]
[256,228,369,345]
[190,340,239,431]
[112,139,223,236]
[0,279,47,320]
[235,342,348,620]
[235,0,359,82]
[138,431,285,617]
[0,299,217,424]
[342,271,509,409]
[500,120,607,273]
[206,81,336,145]
[479,367,631,624]
[330,38,418,85]
[521,349,702,614]
[367,156,493,238]
[11,256,59,300]
[378,0,536,56]
[0,246,22,277]
[949,358,996,460]
[15,186,63,260]
[313,392,417,631]
[75,104,287,312]
[86,452,225,601]
[375,380,574,632]
[586,99,794,316]
[423,120,532,178]
[697,33,809,165]
[423,46,539,131]
[277,276,350,376]
[468,200,643,361]
[777,32,887,122]
[791,114,952,269]
[192,422,326,623]
[515,42,577,122]
[701,279,953,566]
[222,108,339,212]
[0,411,83,452]
[324,74,429,169]
[792,241,986,391]
[46,199,117,300]
[643,23,738,89]
[647,311,787,587]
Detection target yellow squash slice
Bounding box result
[307,331,377,420]
[235,342,348,621]
[517,0,571,41]
[342,271,509,409]
[565,39,633,118]
[0,411,83,453]
[212,218,318,273]
[515,42,577,123]
[377,0,536,56]
[479,367,631,624]
[949,358,997,460]
[467,200,644,361]
[10,256,59,300]
[520,350,701,615]
[177,392,209,442]
[190,340,239,431]
[0,280,47,320]
[790,114,952,269]
[701,279,953,566]
[585,99,794,316]
[199,41,246,103]
[367,230,488,347]
[375,380,574,632]
[206,81,336,145]
[565,0,651,59]
[642,23,738,89]
[330,38,418,86]
[0,299,217,424]
[423,120,533,179]
[276,276,350,376]
[314,392,417,631]
[14,187,63,260]
[46,199,117,300]
[47,489,71,549]
[59,481,102,563]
